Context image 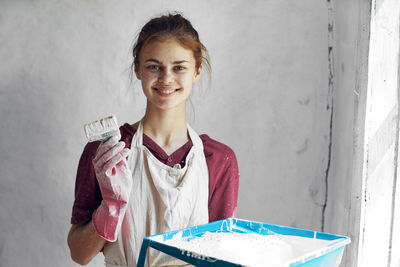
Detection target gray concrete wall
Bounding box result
[0,1,331,266]
[324,0,372,266]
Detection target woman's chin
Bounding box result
[147,99,186,112]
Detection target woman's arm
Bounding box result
[209,149,239,221]
[203,135,239,222]
[67,221,106,265]
[68,130,132,264]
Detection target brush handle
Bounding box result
[101,136,113,143]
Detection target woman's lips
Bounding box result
[153,87,180,96]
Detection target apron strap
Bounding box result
[132,120,203,152]
[131,120,144,148]
[187,124,203,151]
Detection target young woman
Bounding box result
[67,13,239,267]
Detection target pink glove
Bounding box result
[92,134,132,242]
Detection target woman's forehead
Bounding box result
[140,39,195,64]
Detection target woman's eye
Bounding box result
[174,66,185,71]
[147,65,160,71]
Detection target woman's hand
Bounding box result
[92,134,133,242]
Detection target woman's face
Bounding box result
[135,38,202,111]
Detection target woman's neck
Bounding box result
[140,102,189,155]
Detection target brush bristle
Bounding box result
[84,115,119,142]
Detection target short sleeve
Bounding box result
[202,135,239,222]
[70,141,102,224]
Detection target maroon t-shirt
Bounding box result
[71,123,239,224]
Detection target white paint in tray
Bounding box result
[157,231,340,267]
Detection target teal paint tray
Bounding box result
[137,218,350,266]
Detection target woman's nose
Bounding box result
[158,69,174,83]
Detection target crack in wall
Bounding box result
[321,0,335,232]
[321,99,333,232]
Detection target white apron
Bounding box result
[103,121,209,267]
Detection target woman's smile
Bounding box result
[153,86,181,96]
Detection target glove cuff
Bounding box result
[92,200,127,242]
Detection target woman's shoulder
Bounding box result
[120,123,136,144]
[200,134,239,194]
[199,134,236,159]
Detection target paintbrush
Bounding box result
[84,115,119,142]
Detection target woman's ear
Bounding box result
[134,64,141,80]
[193,64,203,83]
